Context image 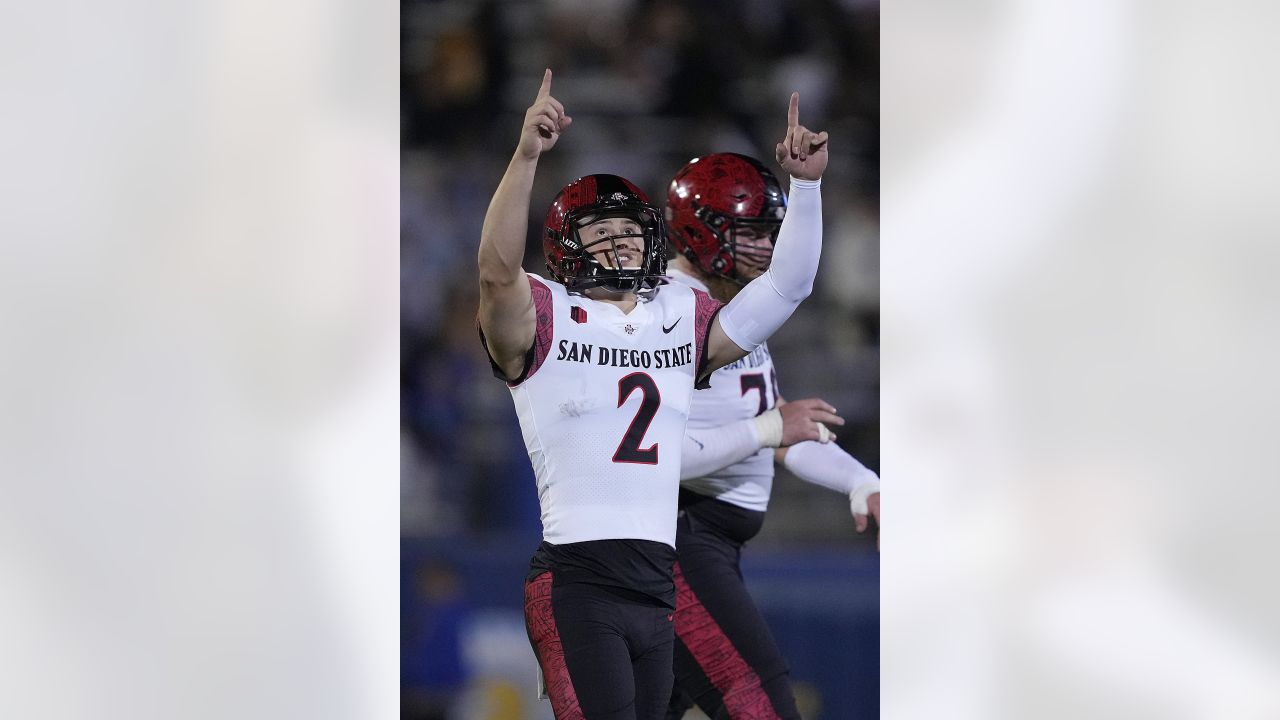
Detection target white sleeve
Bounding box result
[717,177,822,353]
[782,440,881,514]
[680,409,784,480]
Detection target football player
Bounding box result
[662,152,882,720]
[476,69,831,720]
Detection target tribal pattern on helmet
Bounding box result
[665,153,787,283]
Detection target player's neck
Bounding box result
[583,286,639,313]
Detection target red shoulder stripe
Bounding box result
[522,275,555,384]
[692,288,724,389]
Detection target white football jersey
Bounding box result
[669,268,778,512]
[501,274,721,547]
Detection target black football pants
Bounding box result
[525,572,675,720]
[664,491,801,720]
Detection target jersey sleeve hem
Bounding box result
[691,288,724,390]
[477,275,555,386]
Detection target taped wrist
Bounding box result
[751,408,784,448]
[849,480,881,516]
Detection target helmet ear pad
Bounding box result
[665,153,787,283]
[543,174,668,294]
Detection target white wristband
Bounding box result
[751,408,784,448]
[850,480,881,516]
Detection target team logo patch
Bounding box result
[570,307,587,324]
[624,323,636,335]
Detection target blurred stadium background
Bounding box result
[401,1,879,717]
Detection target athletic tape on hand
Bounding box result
[850,480,880,516]
[751,408,784,448]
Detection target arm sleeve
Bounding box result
[717,177,822,353]
[681,419,763,481]
[782,439,880,497]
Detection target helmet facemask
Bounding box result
[559,205,667,295]
[691,204,783,285]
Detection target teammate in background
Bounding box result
[476,69,830,720]
[662,152,882,720]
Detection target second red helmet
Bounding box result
[665,153,787,282]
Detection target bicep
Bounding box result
[478,269,536,374]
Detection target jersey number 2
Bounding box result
[613,372,661,465]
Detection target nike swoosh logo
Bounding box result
[662,318,681,333]
[690,436,704,450]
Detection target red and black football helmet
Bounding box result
[665,153,787,283]
[543,174,668,295]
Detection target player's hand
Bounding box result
[854,491,880,551]
[777,398,844,446]
[518,69,573,160]
[774,92,828,181]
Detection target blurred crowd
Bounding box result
[402,0,880,546]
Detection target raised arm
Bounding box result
[478,69,573,380]
[702,93,830,376]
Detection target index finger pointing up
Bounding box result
[537,68,553,99]
[787,92,799,128]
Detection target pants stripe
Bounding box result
[524,572,585,720]
[672,561,780,719]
